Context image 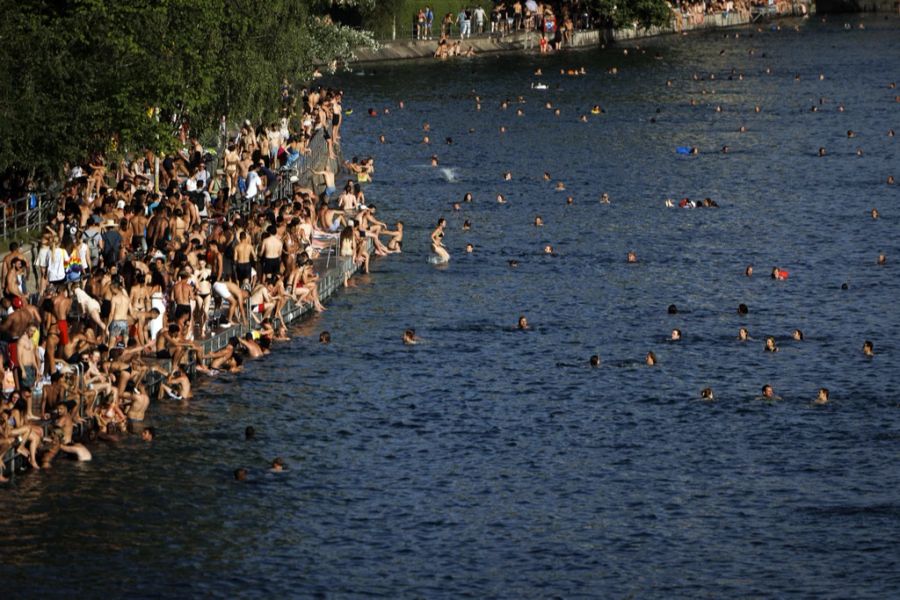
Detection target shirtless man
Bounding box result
[385,221,404,253]
[17,324,40,392]
[238,333,267,358]
[129,209,148,253]
[259,225,283,278]
[312,167,337,198]
[124,381,150,423]
[2,242,30,287]
[233,232,256,287]
[41,402,92,468]
[0,300,40,376]
[249,281,275,322]
[146,206,168,251]
[107,279,131,344]
[4,258,26,301]
[171,270,195,332]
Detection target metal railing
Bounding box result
[1,192,58,241]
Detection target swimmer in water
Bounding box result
[516,108,524,117]
[423,122,430,131]
[888,176,895,185]
[423,135,430,144]
[543,245,554,255]
[499,126,507,133]
[463,192,473,202]
[645,351,657,366]
[141,427,156,442]
[245,426,256,440]
[430,155,438,166]
[555,181,565,191]
[745,265,753,277]
[431,218,450,263]
[815,387,830,405]
[700,387,714,401]
[738,327,750,341]
[271,457,284,472]
[378,134,386,143]
[738,303,749,315]
[863,340,874,357]
[871,208,879,219]
[508,260,519,268]
[671,329,682,341]
[534,216,544,227]
[319,331,331,344]
[566,196,574,205]
[877,253,887,265]
[818,147,826,157]
[403,329,419,345]
[503,171,512,180]
[792,329,804,341]
[580,115,588,122]
[234,468,248,481]
[764,336,779,353]
[517,315,529,330]
[760,385,777,400]
[771,267,788,280]
[466,243,474,253]
[452,202,461,212]
[543,172,551,181]
[667,304,678,315]
[462,220,471,230]
[497,194,507,204]
[627,251,637,263]
[590,355,601,367]
[600,192,610,204]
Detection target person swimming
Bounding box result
[645,351,657,366]
[627,251,638,263]
[600,193,610,204]
[543,245,554,255]
[517,315,529,330]
[319,331,331,344]
[466,243,474,253]
[271,457,285,472]
[534,216,544,227]
[403,329,419,345]
[764,336,779,352]
[815,387,829,405]
[667,304,678,315]
[590,355,601,367]
[738,303,749,315]
[863,340,874,357]
[759,384,781,401]
[792,329,804,341]
[700,387,715,401]
[738,327,750,341]
[745,265,753,277]
[671,329,682,341]
[871,208,879,219]
[497,194,507,204]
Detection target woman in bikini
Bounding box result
[431,218,450,262]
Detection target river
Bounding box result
[2,14,900,598]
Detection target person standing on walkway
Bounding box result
[457,8,471,39]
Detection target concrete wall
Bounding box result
[352,12,767,63]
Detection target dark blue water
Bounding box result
[3,15,900,598]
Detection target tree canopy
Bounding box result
[0,0,373,177]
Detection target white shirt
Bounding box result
[246,171,262,199]
[47,247,69,282]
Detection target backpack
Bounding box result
[84,230,102,267]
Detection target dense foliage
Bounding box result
[0,0,373,176]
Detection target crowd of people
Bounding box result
[424,0,810,58]
[0,84,400,482]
